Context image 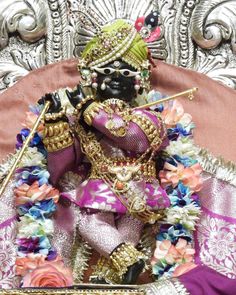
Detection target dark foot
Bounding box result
[90,277,108,284]
[122,259,145,284]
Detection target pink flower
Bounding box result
[16,254,46,276]
[14,181,59,205]
[174,238,195,264]
[151,240,177,265]
[161,100,192,127]
[22,112,44,133]
[22,259,73,287]
[151,238,196,267]
[159,162,202,192]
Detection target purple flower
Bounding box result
[47,248,58,261]
[17,237,40,253]
[29,104,44,115]
[17,236,52,254]
[16,128,44,151]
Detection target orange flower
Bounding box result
[16,254,46,276]
[151,238,195,266]
[161,100,192,127]
[23,112,44,133]
[159,162,202,191]
[173,262,197,277]
[22,259,73,287]
[174,238,195,264]
[151,240,177,265]
[14,181,59,205]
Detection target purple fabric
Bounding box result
[194,173,236,279]
[91,108,162,153]
[179,265,236,295]
[63,178,170,214]
[47,138,82,185]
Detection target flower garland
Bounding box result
[151,98,202,279]
[14,104,73,287]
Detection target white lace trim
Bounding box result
[198,149,236,187]
[142,279,189,295]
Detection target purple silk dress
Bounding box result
[47,108,170,213]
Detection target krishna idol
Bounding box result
[38,18,201,284]
[43,19,170,284]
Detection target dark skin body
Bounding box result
[40,59,144,284]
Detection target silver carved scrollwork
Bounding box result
[0,0,47,49]
[191,0,236,54]
[0,0,235,92]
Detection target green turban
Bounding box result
[81,20,148,70]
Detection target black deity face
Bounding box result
[95,60,138,103]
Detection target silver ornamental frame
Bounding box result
[0,0,235,91]
[0,1,235,294]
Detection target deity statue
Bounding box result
[1,7,236,295]
[42,19,171,284]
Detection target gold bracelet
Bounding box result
[43,121,73,152]
[83,101,103,126]
[43,132,73,152]
[90,256,122,284]
[110,243,146,277]
[44,107,66,122]
[76,95,95,111]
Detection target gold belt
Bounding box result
[89,158,156,183]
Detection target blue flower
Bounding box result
[173,155,197,167]
[152,260,172,277]
[18,200,56,220]
[16,166,50,186]
[167,124,192,141]
[168,183,200,208]
[156,224,192,243]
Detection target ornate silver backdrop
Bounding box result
[0,0,235,92]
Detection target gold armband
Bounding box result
[131,114,162,148]
[83,101,103,126]
[43,121,73,152]
[76,95,95,111]
[43,121,69,138]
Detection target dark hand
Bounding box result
[38,93,62,113]
[66,85,85,109]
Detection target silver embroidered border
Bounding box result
[141,278,189,295]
